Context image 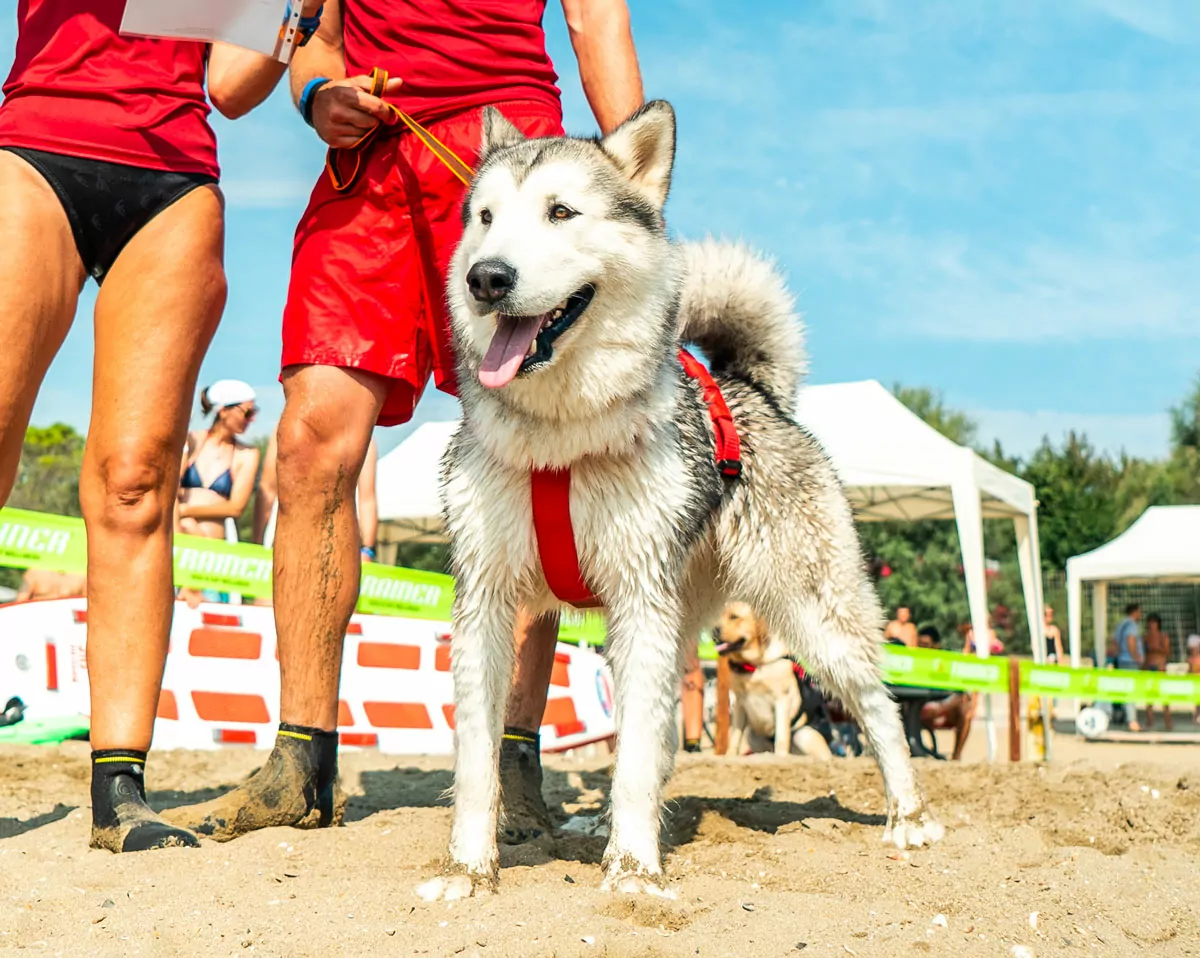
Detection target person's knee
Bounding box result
[276,408,368,502]
[81,443,174,537]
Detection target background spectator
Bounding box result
[884,606,918,647]
[1143,612,1173,731]
[1043,604,1064,663]
[1114,603,1144,730]
[176,381,262,542]
[16,568,86,601]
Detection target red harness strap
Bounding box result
[677,349,742,478]
[530,467,604,609]
[531,348,741,608]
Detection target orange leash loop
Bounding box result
[325,67,477,193]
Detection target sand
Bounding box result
[2,733,1200,957]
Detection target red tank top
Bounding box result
[344,0,561,124]
[0,0,219,177]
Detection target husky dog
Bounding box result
[418,100,942,901]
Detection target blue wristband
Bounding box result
[361,546,376,561]
[285,3,323,45]
[298,77,328,128]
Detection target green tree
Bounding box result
[891,384,977,446]
[1113,454,1178,533]
[1165,375,1200,503]
[2,424,87,593]
[1018,432,1119,571]
[9,423,86,517]
[393,542,451,574]
[236,435,271,543]
[1169,373,1200,450]
[860,519,971,647]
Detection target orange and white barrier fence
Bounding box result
[0,598,615,754]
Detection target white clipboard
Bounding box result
[120,0,304,63]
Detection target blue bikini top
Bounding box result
[181,455,234,500]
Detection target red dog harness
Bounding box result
[531,348,741,608]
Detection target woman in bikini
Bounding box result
[0,0,322,853]
[175,380,263,605]
[177,380,262,542]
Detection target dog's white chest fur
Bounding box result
[444,428,696,610]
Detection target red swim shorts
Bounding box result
[281,101,565,426]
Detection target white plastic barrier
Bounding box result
[0,597,90,721]
[0,598,615,754]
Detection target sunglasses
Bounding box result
[226,403,259,419]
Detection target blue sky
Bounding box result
[11,0,1200,460]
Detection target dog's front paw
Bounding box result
[602,872,678,897]
[883,801,944,850]
[600,854,676,898]
[416,864,496,901]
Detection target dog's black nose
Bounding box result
[467,260,517,305]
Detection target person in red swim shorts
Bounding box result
[164,0,644,845]
[0,0,323,853]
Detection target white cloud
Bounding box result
[1084,0,1196,42]
[787,223,1200,342]
[972,407,1171,459]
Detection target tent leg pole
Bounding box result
[1041,694,1054,762]
[715,655,730,755]
[1007,657,1021,762]
[985,694,995,762]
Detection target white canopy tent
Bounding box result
[1065,506,1200,668]
[792,381,1044,672]
[377,379,1045,668]
[375,421,460,544]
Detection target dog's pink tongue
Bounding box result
[479,315,542,389]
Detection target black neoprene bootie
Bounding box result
[160,723,342,841]
[498,726,552,844]
[90,749,200,853]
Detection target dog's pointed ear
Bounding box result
[480,106,526,158]
[599,100,676,207]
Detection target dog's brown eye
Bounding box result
[549,203,578,222]
[480,208,492,226]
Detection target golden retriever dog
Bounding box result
[715,602,832,759]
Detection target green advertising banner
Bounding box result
[356,564,454,621]
[171,534,274,599]
[1019,660,1200,705]
[557,607,608,647]
[700,640,1200,706]
[881,645,1010,694]
[1,505,605,636]
[883,647,1200,705]
[0,507,87,573]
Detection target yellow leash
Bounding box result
[325,67,476,192]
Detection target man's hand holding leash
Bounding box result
[308,74,402,146]
[290,0,403,147]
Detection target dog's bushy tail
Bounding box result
[677,239,806,410]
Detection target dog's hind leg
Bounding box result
[417,588,518,901]
[758,588,942,850]
[729,698,748,756]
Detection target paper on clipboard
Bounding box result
[120,0,303,63]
